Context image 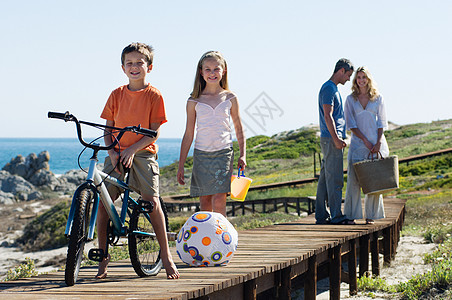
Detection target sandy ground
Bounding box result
[0,197,69,279]
[291,235,437,299]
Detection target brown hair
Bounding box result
[191,51,229,98]
[121,42,154,66]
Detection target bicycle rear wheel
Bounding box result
[65,188,94,286]
[128,197,169,277]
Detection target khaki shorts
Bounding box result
[103,150,159,197]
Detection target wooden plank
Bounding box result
[0,199,407,300]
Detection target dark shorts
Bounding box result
[190,148,234,197]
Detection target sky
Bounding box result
[1,0,451,139]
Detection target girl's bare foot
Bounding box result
[163,258,179,279]
[95,254,110,279]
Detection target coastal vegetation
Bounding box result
[3,119,452,298]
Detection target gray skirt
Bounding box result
[190,147,234,197]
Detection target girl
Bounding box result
[177,51,246,216]
[344,66,390,224]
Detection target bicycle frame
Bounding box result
[64,147,149,241]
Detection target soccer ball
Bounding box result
[175,211,238,267]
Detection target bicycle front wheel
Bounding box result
[128,198,169,277]
[65,188,94,286]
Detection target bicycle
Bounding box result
[48,111,172,286]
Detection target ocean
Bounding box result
[0,138,189,175]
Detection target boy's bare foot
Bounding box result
[95,254,110,279]
[163,258,179,279]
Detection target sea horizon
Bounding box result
[0,137,187,175]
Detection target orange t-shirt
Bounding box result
[100,84,167,153]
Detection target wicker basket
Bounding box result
[353,154,399,195]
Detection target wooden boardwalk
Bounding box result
[0,198,406,300]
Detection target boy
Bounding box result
[97,42,179,279]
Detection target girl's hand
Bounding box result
[177,168,185,185]
[237,157,247,171]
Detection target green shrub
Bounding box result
[358,275,396,293]
[3,257,38,281]
[17,201,70,251]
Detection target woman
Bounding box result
[344,66,389,224]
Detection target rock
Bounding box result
[0,171,35,194]
[61,169,86,186]
[54,169,87,193]
[0,190,15,205]
[0,170,39,201]
[28,191,42,201]
[2,151,55,187]
[29,169,59,189]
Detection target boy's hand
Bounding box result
[108,150,121,174]
[120,147,137,169]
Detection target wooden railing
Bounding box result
[164,196,316,217]
[163,147,452,204]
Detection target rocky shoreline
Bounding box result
[0,151,87,278]
[1,151,89,205]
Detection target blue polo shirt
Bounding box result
[318,80,346,139]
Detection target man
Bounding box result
[315,58,354,225]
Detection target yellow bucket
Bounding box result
[230,169,252,201]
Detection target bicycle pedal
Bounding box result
[88,248,105,262]
[167,232,177,241]
[138,200,154,214]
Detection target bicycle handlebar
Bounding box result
[48,111,157,151]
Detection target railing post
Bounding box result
[348,239,357,296]
[296,198,300,216]
[383,227,392,266]
[371,232,380,276]
[313,152,316,177]
[330,245,342,300]
[279,266,292,300]
[359,235,370,277]
[244,278,257,300]
[305,255,317,300]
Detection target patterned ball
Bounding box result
[175,211,238,267]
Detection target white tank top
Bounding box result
[189,97,233,151]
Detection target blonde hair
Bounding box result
[191,51,229,98]
[351,66,379,101]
